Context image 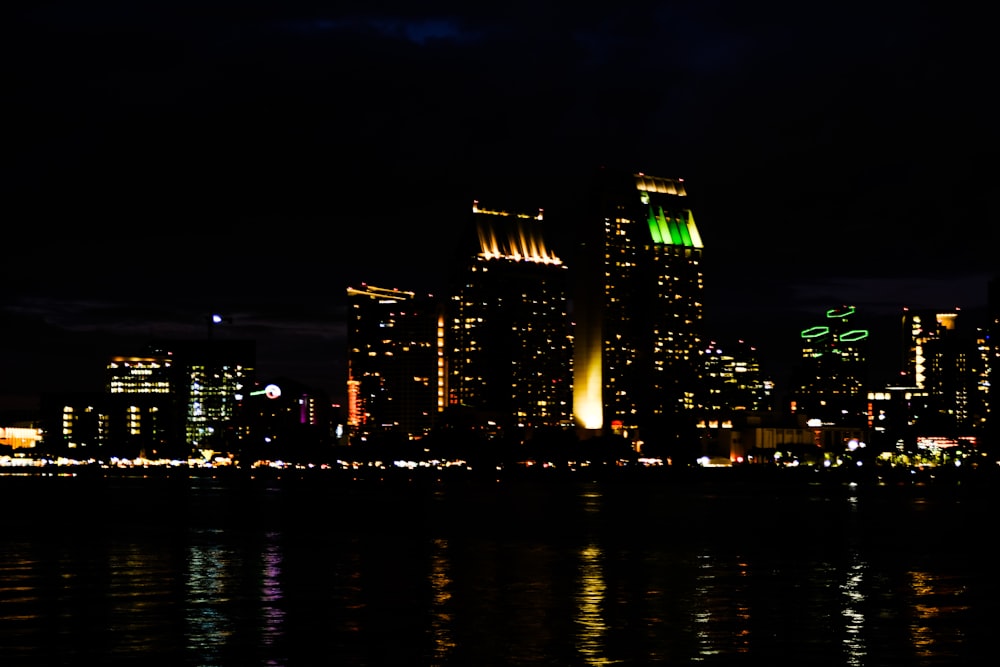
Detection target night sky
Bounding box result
[3,2,996,412]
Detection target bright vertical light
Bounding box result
[574,336,603,430]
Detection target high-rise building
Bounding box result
[105,352,179,457]
[701,339,773,412]
[572,168,705,443]
[445,200,572,430]
[790,305,869,427]
[168,339,255,452]
[900,309,960,389]
[346,284,441,442]
[899,308,988,438]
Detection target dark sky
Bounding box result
[3,2,996,412]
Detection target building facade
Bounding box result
[790,306,870,427]
[105,352,180,457]
[346,285,441,442]
[899,308,989,439]
[445,200,572,431]
[572,168,705,444]
[41,338,255,459]
[701,339,773,413]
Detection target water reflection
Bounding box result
[106,543,181,657]
[428,537,455,663]
[576,543,612,665]
[185,529,236,663]
[575,486,615,665]
[839,549,867,666]
[0,476,995,665]
[909,569,969,659]
[691,553,751,659]
[259,531,285,658]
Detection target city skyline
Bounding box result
[4,3,995,412]
[0,195,994,415]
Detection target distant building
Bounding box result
[42,339,255,459]
[163,339,256,453]
[444,200,572,431]
[898,308,988,440]
[346,285,440,442]
[39,392,102,456]
[701,339,773,412]
[790,305,869,427]
[104,351,180,457]
[0,425,43,451]
[240,377,335,462]
[572,168,705,443]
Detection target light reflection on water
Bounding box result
[428,537,455,664]
[0,474,997,665]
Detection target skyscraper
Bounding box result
[701,339,773,413]
[445,200,572,430]
[171,339,255,452]
[346,284,440,442]
[900,308,988,438]
[572,168,705,444]
[790,306,869,427]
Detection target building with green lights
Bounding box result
[572,168,705,447]
[790,306,869,427]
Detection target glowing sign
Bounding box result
[801,326,830,339]
[839,329,869,342]
[265,384,281,399]
[826,306,855,318]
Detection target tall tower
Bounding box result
[573,168,705,442]
[346,285,441,442]
[791,306,869,426]
[446,200,572,430]
[901,308,988,438]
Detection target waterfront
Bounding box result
[2,470,998,665]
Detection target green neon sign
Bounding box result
[801,326,830,339]
[839,329,869,342]
[826,306,856,318]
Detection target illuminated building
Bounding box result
[790,305,869,427]
[347,284,440,442]
[701,339,773,412]
[900,309,959,389]
[0,426,42,450]
[167,339,255,453]
[104,352,179,457]
[900,308,988,439]
[572,168,705,441]
[40,340,254,458]
[445,200,572,429]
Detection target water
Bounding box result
[1,468,997,665]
